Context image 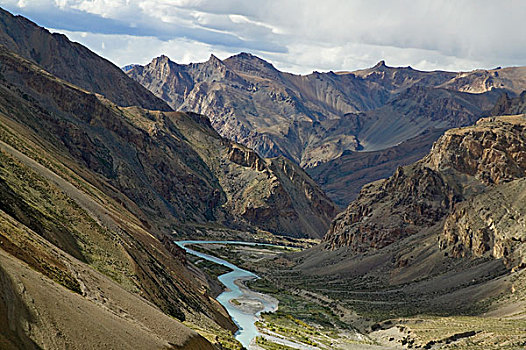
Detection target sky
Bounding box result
[1,0,525,74]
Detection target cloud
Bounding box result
[1,0,525,73]
[53,28,239,67]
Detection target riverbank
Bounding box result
[175,241,279,349]
[230,277,279,315]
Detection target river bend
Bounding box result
[175,241,278,348]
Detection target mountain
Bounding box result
[126,53,524,206]
[324,114,526,255]
[0,8,337,348]
[126,54,458,166]
[0,43,335,239]
[0,43,235,350]
[165,111,337,238]
[126,54,519,167]
[307,128,446,206]
[0,8,171,111]
[260,115,526,347]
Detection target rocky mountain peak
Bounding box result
[206,53,224,65]
[226,52,275,66]
[373,60,387,69]
[149,54,178,69]
[223,52,279,77]
[155,54,171,63]
[232,52,256,60]
[324,114,526,254]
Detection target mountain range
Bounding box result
[127,53,526,205]
[1,5,526,349]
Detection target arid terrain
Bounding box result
[0,4,526,350]
[127,54,526,206]
[253,115,526,349]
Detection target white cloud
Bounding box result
[54,28,237,68]
[1,0,525,73]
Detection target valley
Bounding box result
[0,4,525,350]
[183,241,384,350]
[188,235,526,349]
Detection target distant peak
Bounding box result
[234,52,255,59]
[208,54,222,62]
[152,54,172,64]
[228,52,275,64]
[224,52,278,72]
[373,60,387,69]
[228,52,264,62]
[204,54,226,68]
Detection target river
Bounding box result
[175,241,279,349]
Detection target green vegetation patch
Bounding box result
[255,336,297,350]
[248,277,346,329]
[187,255,233,279]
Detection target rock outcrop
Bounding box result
[325,163,458,251]
[440,178,526,270]
[491,91,526,116]
[324,115,526,269]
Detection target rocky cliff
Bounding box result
[491,91,526,116]
[440,178,526,271]
[324,115,526,270]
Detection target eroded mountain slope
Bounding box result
[0,110,224,348]
[127,53,518,170]
[0,7,171,111]
[257,116,526,349]
[0,45,335,238]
